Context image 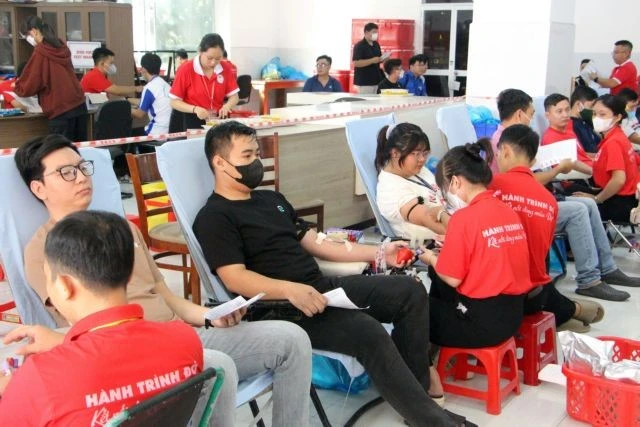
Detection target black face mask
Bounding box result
[580,108,594,123]
[224,158,264,189]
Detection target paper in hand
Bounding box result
[531,139,577,171]
[380,52,391,61]
[323,288,368,310]
[204,292,266,321]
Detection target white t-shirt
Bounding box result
[621,114,639,138]
[139,76,172,136]
[376,167,442,240]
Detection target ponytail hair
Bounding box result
[23,16,62,48]
[374,122,430,172]
[435,138,494,190]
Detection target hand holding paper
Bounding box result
[380,52,391,62]
[204,292,265,322]
[532,139,577,171]
[323,288,368,310]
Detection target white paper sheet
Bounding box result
[323,287,367,310]
[204,292,266,321]
[538,363,567,386]
[5,92,42,113]
[532,139,577,171]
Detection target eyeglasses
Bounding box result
[316,63,330,68]
[410,150,430,160]
[43,160,94,182]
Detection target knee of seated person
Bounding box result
[203,349,239,386]
[395,275,428,301]
[260,320,312,358]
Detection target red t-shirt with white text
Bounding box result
[490,167,558,286]
[435,190,533,298]
[593,126,639,195]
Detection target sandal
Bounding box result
[572,298,605,325]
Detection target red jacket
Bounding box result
[15,40,85,119]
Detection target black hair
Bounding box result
[223,49,228,59]
[92,47,115,65]
[617,88,638,103]
[580,59,591,66]
[16,61,27,78]
[22,16,62,48]
[15,134,80,197]
[204,121,257,171]
[497,124,540,162]
[199,33,225,52]
[375,122,430,172]
[615,40,633,51]
[595,94,627,121]
[316,55,332,65]
[384,58,402,75]
[570,85,598,107]
[408,54,428,66]
[543,93,569,111]
[140,52,161,76]
[496,89,533,121]
[176,49,188,60]
[45,211,134,293]
[364,22,378,33]
[435,139,494,190]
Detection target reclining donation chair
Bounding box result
[435,104,477,150]
[157,136,383,426]
[0,148,124,326]
[344,113,396,238]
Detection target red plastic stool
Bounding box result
[515,311,557,386]
[436,337,520,415]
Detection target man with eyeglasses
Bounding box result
[302,55,343,93]
[14,134,314,427]
[590,40,638,96]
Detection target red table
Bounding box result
[251,79,305,114]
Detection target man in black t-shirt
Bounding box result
[569,85,601,153]
[352,22,387,94]
[193,121,466,427]
[377,59,404,94]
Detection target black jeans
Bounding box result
[183,112,205,130]
[565,183,636,222]
[290,274,456,427]
[524,282,575,326]
[428,268,525,348]
[48,103,88,142]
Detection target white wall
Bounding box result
[216,0,423,78]
[573,0,640,78]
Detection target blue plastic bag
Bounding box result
[261,57,281,80]
[311,354,370,394]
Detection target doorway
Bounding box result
[422,2,473,96]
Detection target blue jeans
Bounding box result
[555,197,617,288]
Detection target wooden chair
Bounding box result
[126,153,201,305]
[258,133,324,230]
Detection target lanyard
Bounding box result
[200,74,215,111]
[88,317,139,333]
[405,174,437,193]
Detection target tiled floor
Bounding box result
[2,186,639,426]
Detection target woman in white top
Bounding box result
[375,122,450,240]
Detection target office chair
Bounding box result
[236,75,253,106]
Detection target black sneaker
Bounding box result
[576,282,630,302]
[601,269,640,287]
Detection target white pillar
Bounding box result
[466,0,576,103]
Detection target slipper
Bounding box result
[558,318,591,333]
[572,298,605,325]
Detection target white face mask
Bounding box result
[593,116,613,133]
[26,35,37,47]
[446,179,468,212]
[106,64,117,75]
[370,32,378,42]
[398,70,405,79]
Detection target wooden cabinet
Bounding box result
[0,1,133,87]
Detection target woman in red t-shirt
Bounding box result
[418,140,532,349]
[573,94,639,222]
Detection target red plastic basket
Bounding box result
[562,336,640,426]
